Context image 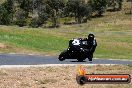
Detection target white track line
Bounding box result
[94,58,132,61]
[0,64,116,68]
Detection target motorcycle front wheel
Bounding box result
[58,56,65,61]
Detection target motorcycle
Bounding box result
[58,38,92,62]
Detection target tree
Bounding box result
[0,0,14,25]
[65,0,92,23]
[89,0,107,16]
[107,0,123,11]
[30,2,49,28]
[0,5,10,25]
[45,0,65,27]
[16,0,33,17]
[29,0,49,28]
[127,0,132,14]
[14,0,34,27]
[117,0,123,10]
[15,9,27,27]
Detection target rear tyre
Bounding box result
[88,57,92,61]
[88,57,93,61]
[88,53,93,61]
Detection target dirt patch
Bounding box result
[0,43,56,56]
[0,65,131,88]
[0,43,7,49]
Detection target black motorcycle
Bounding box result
[58,38,92,62]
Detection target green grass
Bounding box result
[0,11,132,60]
[0,27,68,54]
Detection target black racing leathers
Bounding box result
[86,38,97,61]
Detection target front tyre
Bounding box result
[58,56,65,61]
[58,50,67,61]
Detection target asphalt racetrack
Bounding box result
[0,54,132,65]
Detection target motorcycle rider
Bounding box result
[86,33,97,62]
[69,34,97,62]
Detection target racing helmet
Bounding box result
[88,33,94,40]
